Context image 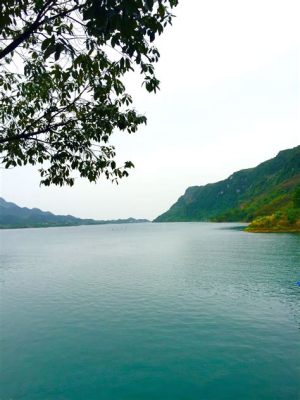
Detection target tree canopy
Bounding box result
[294,186,300,208]
[0,0,177,185]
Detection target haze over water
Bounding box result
[1,223,300,399]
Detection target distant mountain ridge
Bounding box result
[154,145,300,223]
[0,198,149,229]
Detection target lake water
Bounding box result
[0,223,299,400]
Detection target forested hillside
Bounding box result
[155,146,300,230]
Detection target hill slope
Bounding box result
[0,198,148,229]
[154,146,300,224]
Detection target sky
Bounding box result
[0,0,299,220]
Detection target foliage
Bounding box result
[246,185,300,232]
[246,208,300,232]
[0,0,178,185]
[293,186,300,208]
[155,146,300,224]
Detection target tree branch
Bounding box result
[0,121,75,144]
[0,3,81,60]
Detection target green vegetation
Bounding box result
[246,209,300,232]
[0,198,149,229]
[0,0,177,186]
[155,146,300,232]
[246,185,300,232]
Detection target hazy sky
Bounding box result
[1,0,299,220]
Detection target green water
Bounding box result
[0,223,299,399]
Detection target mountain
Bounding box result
[0,198,149,229]
[154,146,300,228]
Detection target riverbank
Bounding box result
[245,211,300,233]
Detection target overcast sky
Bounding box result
[1,0,299,220]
